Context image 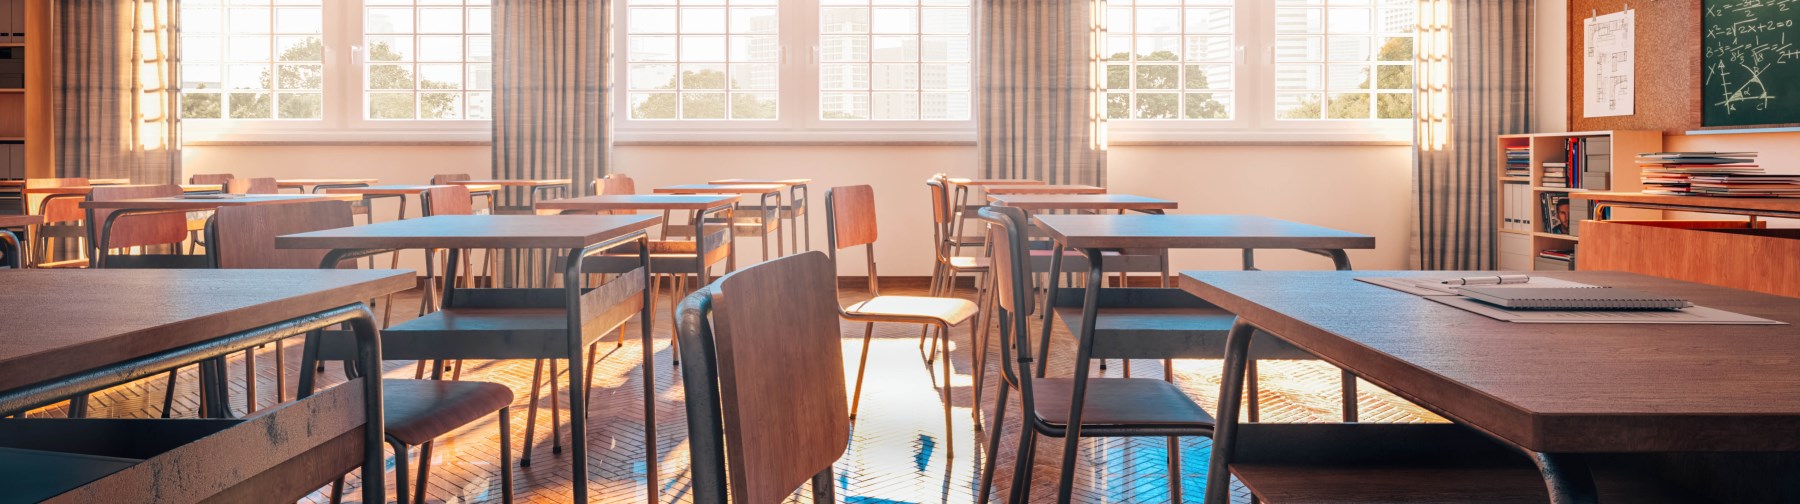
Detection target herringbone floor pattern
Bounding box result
[27,285,1443,503]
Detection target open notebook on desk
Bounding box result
[1358,275,1784,325]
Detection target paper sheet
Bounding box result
[1584,9,1635,117]
[1427,296,1783,325]
[1357,276,1599,297]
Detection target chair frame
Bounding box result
[976,205,1214,504]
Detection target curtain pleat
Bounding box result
[978,0,1106,186]
[55,0,181,184]
[492,0,610,287]
[1411,0,1533,270]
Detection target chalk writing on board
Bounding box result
[1584,10,1635,118]
[1703,0,1800,127]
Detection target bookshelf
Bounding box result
[1495,130,1663,271]
[0,0,50,215]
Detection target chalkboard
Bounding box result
[1702,0,1800,128]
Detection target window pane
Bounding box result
[1105,1,1234,120]
[182,0,321,121]
[820,1,970,120]
[362,0,492,121]
[1274,0,1413,121]
[630,0,778,121]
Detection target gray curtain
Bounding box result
[1410,0,1533,270]
[977,0,1107,186]
[492,0,611,286]
[55,0,182,184]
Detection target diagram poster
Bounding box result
[1584,9,1635,118]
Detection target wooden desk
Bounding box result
[1572,191,1800,219]
[987,194,1177,213]
[443,179,571,214]
[0,269,410,503]
[1182,270,1800,503]
[276,178,378,194]
[77,194,359,268]
[983,184,1107,195]
[277,214,662,504]
[946,178,1044,186]
[536,194,739,212]
[0,214,40,268]
[708,179,813,252]
[88,178,130,186]
[657,184,788,261]
[1029,213,1375,499]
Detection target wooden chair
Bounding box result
[826,184,977,459]
[674,250,848,504]
[25,177,89,267]
[86,184,204,269]
[594,174,637,215]
[188,173,234,185]
[975,205,1214,504]
[224,177,277,195]
[213,199,515,504]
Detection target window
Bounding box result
[1272,0,1414,120]
[1106,0,1416,142]
[624,0,780,120]
[179,0,325,120]
[179,0,493,141]
[615,0,975,141]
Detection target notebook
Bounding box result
[1458,287,1693,310]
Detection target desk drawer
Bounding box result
[1579,220,1800,298]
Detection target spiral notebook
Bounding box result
[1458,287,1693,310]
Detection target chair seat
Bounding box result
[1033,378,1214,428]
[845,295,978,326]
[946,255,990,270]
[382,379,514,446]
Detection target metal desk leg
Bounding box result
[1,229,20,268]
[1054,246,1106,504]
[563,247,593,503]
[1035,243,1066,378]
[638,235,658,503]
[1203,318,1257,504]
[1532,452,1600,504]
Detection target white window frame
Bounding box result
[183,0,493,144]
[611,0,977,144]
[1106,0,1414,145]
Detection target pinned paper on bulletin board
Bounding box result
[1583,8,1635,118]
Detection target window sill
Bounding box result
[182,129,492,146]
[1105,128,1413,146]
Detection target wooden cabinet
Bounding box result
[1494,130,1662,270]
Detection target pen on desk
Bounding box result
[1440,274,1530,286]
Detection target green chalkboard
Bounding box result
[1701,0,1800,128]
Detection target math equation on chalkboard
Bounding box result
[1703,0,1800,127]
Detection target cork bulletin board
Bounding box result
[1567,0,1703,134]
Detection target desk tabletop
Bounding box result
[445,179,571,187]
[0,215,43,228]
[89,178,131,186]
[707,178,812,186]
[946,178,1045,186]
[988,194,1178,211]
[536,194,740,211]
[1571,191,1800,216]
[1034,214,1374,250]
[0,269,413,394]
[983,184,1107,195]
[277,214,662,250]
[1179,270,1800,453]
[275,178,379,187]
[22,184,222,195]
[323,184,453,196]
[78,194,360,210]
[654,183,784,195]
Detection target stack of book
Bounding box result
[1505,146,1530,178]
[1687,173,1800,198]
[1637,152,1763,195]
[1559,137,1614,189]
[1536,248,1575,271]
[1542,162,1569,188]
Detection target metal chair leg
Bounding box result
[521,359,545,466]
[849,321,876,420]
[1007,430,1038,504]
[937,321,956,460]
[978,381,1011,504]
[243,348,257,413]
[160,369,179,418]
[498,407,515,503]
[389,438,411,504]
[413,441,434,504]
[550,359,563,454]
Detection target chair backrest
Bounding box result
[430,173,471,185]
[189,173,234,185]
[213,200,355,269]
[424,184,474,216]
[26,178,88,223]
[977,205,1040,413]
[676,251,849,504]
[596,174,637,215]
[225,177,277,195]
[926,176,953,226]
[88,184,186,250]
[825,185,877,250]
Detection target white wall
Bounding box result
[183,142,1414,276]
[1534,0,1568,133]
